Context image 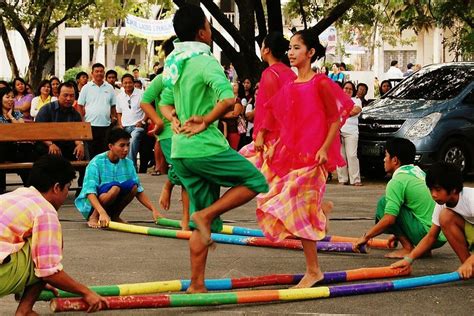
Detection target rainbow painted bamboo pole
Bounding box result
[50,272,461,312]
[38,266,409,301]
[156,218,395,249]
[107,221,368,253]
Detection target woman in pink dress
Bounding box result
[240,32,296,167]
[258,30,354,288]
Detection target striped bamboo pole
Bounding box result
[50,272,461,312]
[39,266,409,301]
[156,218,395,249]
[107,221,368,253]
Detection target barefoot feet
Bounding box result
[321,200,334,234]
[185,285,208,294]
[159,181,173,210]
[87,211,100,228]
[291,270,324,289]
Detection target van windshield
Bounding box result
[387,66,474,100]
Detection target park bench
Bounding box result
[0,122,92,189]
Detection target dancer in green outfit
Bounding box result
[161,4,268,293]
[141,36,191,230]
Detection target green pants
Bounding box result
[173,148,269,232]
[0,239,40,297]
[375,196,446,248]
[159,138,182,186]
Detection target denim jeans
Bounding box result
[124,125,145,168]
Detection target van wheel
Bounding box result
[439,140,470,174]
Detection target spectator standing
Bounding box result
[385,60,404,83]
[76,71,89,92]
[337,81,363,186]
[221,82,243,150]
[50,77,61,98]
[404,63,414,77]
[356,82,370,107]
[77,63,117,158]
[379,80,392,97]
[133,68,146,88]
[328,63,345,83]
[105,69,121,96]
[116,74,146,169]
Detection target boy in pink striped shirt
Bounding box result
[0,155,107,315]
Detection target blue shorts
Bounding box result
[98,179,137,198]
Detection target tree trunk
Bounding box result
[267,0,283,33]
[0,17,20,78]
[255,0,267,45]
[309,0,357,36]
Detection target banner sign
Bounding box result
[125,15,174,40]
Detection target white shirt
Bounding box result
[432,187,474,226]
[341,97,362,134]
[244,99,254,136]
[116,88,145,127]
[385,66,404,80]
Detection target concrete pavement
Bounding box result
[1,172,473,315]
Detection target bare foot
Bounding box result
[191,212,215,248]
[384,248,412,258]
[321,200,334,234]
[291,270,324,289]
[87,211,100,228]
[159,181,173,210]
[185,285,208,294]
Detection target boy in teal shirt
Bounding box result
[355,138,446,258]
[161,4,268,293]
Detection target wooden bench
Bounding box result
[0,122,92,188]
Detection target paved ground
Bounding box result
[1,172,473,315]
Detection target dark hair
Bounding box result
[121,73,134,82]
[385,138,416,165]
[92,63,105,71]
[0,86,14,108]
[107,128,131,145]
[173,4,207,42]
[390,60,398,67]
[343,81,356,97]
[106,69,118,78]
[12,77,27,96]
[58,81,77,95]
[35,79,51,96]
[339,62,347,70]
[76,71,88,80]
[132,68,139,73]
[162,35,177,57]
[407,63,413,69]
[291,30,325,63]
[133,79,143,88]
[379,80,392,95]
[28,155,76,192]
[0,80,9,88]
[426,162,463,193]
[263,32,289,60]
[357,83,369,91]
[334,81,344,88]
[50,77,61,85]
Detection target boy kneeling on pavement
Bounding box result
[0,155,107,315]
[392,162,474,279]
[355,138,446,257]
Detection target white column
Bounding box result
[96,35,106,65]
[373,25,384,80]
[432,27,442,64]
[55,23,66,79]
[416,31,424,65]
[81,25,90,69]
[106,39,114,69]
[139,44,146,67]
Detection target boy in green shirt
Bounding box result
[140,36,191,230]
[355,138,446,258]
[161,4,268,293]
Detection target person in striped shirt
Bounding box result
[0,155,107,315]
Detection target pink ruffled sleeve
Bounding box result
[318,76,354,125]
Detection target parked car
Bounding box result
[358,62,474,176]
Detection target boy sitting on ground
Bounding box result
[355,138,446,257]
[392,162,474,279]
[75,128,161,228]
[0,155,107,315]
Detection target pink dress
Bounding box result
[240,62,296,168]
[14,94,34,122]
[256,74,354,242]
